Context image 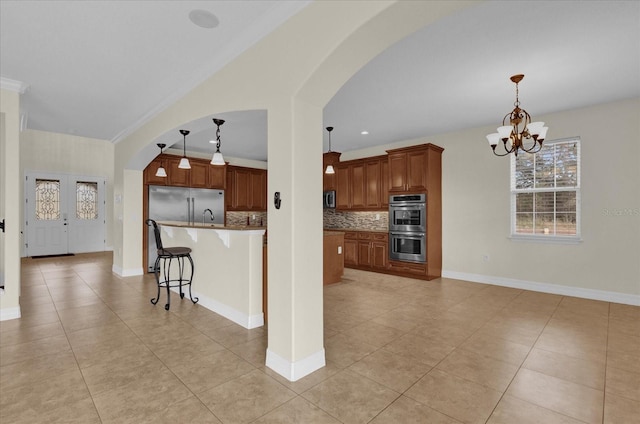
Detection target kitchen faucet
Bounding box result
[202,208,214,225]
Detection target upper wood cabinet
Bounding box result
[323,151,341,191]
[387,144,443,194]
[144,158,166,186]
[226,166,267,211]
[189,161,208,188]
[208,165,226,189]
[335,155,387,211]
[143,154,228,190]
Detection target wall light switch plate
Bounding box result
[338,246,342,254]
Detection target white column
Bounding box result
[265,98,325,381]
[0,88,22,320]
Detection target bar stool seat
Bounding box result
[146,219,198,310]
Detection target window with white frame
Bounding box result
[511,137,581,239]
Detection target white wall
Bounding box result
[343,97,640,303]
[0,88,21,320]
[20,129,114,250]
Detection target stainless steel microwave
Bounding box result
[323,190,336,208]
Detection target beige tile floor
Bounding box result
[1,252,639,423]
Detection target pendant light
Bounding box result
[178,129,191,169]
[325,126,335,174]
[155,143,167,177]
[210,118,225,165]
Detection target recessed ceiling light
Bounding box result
[189,10,219,29]
[361,130,369,135]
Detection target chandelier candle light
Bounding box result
[486,74,548,157]
[178,130,191,169]
[210,118,225,165]
[155,143,167,177]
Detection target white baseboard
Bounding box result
[441,270,640,306]
[266,348,326,382]
[172,287,263,329]
[0,306,21,321]
[112,265,144,277]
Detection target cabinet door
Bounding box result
[357,241,371,267]
[371,241,388,270]
[225,168,234,209]
[350,162,365,209]
[335,165,350,209]
[344,239,358,266]
[250,169,267,211]
[381,160,389,207]
[406,150,427,192]
[209,164,226,189]
[388,153,407,192]
[234,168,251,210]
[167,157,190,187]
[144,158,167,185]
[364,159,381,209]
[190,161,208,188]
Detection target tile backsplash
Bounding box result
[226,211,267,227]
[323,209,388,231]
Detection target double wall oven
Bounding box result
[389,193,426,263]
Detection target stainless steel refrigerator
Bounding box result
[147,185,224,272]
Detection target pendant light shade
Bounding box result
[178,130,191,169]
[155,143,167,177]
[210,118,226,165]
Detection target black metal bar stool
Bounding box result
[146,219,198,310]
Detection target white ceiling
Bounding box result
[2,1,639,162]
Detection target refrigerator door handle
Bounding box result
[191,198,195,224]
[187,198,191,225]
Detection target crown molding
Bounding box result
[0,76,29,93]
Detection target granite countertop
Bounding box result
[324,227,388,234]
[158,221,267,231]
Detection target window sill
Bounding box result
[509,234,583,245]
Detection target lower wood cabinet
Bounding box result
[343,231,388,271]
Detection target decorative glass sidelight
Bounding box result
[76,181,98,220]
[35,179,61,220]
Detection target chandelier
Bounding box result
[486,74,548,157]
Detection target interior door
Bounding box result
[25,173,69,256]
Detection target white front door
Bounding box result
[25,172,105,257]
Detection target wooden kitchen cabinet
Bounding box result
[208,164,226,189]
[335,164,351,209]
[343,231,388,272]
[343,232,358,266]
[323,151,341,191]
[387,143,443,194]
[144,158,166,185]
[189,161,208,188]
[226,166,267,211]
[335,156,386,211]
[381,159,389,207]
[167,156,190,187]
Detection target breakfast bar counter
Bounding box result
[157,221,266,328]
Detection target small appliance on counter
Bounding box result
[323,190,336,209]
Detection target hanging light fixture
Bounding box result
[325,126,335,174]
[486,74,548,157]
[210,118,225,165]
[155,143,167,177]
[178,129,191,169]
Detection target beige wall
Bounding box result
[343,97,640,301]
[20,129,114,250]
[0,88,21,319]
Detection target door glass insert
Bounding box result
[35,179,61,220]
[76,181,98,220]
